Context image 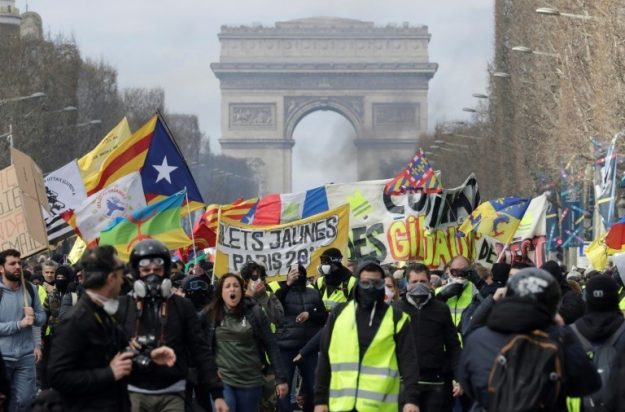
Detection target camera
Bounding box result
[125,334,157,369]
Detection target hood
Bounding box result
[614,253,625,286]
[575,311,624,342]
[487,296,554,334]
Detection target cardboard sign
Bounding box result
[0,160,48,257]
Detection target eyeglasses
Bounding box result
[320,256,341,264]
[358,278,385,290]
[138,257,165,268]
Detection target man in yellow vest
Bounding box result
[314,259,420,412]
[313,248,356,312]
[436,256,478,331]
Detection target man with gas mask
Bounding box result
[436,256,478,331]
[49,245,177,411]
[314,259,420,412]
[394,263,461,412]
[116,239,227,412]
[313,248,356,312]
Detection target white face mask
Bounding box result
[103,298,120,315]
[384,286,394,302]
[320,264,332,275]
[86,291,120,315]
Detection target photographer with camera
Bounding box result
[116,240,227,412]
[48,246,176,411]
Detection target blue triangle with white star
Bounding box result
[140,117,203,204]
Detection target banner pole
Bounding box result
[212,207,223,285]
[184,190,197,260]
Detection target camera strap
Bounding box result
[133,299,168,346]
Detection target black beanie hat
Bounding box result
[320,248,343,262]
[541,260,564,283]
[491,263,511,285]
[585,275,620,312]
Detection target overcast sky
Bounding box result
[25,0,493,191]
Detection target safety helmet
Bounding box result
[506,267,561,316]
[129,239,172,278]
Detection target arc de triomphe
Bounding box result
[211,17,438,194]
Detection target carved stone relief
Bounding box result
[373,103,420,130]
[229,103,276,129]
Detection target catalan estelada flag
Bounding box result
[459,196,531,245]
[99,190,191,260]
[83,114,204,211]
[384,149,442,195]
[194,198,257,248]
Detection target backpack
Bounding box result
[570,321,625,411]
[488,330,563,412]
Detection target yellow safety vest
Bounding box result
[328,301,409,412]
[267,281,281,294]
[316,276,356,311]
[443,283,477,327]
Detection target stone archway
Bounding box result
[211,17,438,194]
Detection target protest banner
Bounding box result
[214,204,350,279]
[0,149,49,256]
[326,175,480,267]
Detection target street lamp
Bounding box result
[0,92,46,106]
[23,105,77,119]
[75,119,101,127]
[493,72,511,78]
[462,107,477,113]
[512,45,560,58]
[536,7,596,21]
[472,93,489,99]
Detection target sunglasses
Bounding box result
[358,278,385,290]
[138,257,165,268]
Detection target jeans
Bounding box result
[417,381,453,412]
[277,348,318,412]
[223,383,263,412]
[5,354,36,412]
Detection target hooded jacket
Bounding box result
[394,295,461,381]
[458,297,601,411]
[0,280,46,360]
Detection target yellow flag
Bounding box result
[68,236,87,264]
[585,235,609,271]
[77,117,131,180]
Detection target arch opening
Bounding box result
[291,110,357,192]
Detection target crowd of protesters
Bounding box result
[1,242,625,412]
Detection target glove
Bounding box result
[464,268,485,290]
[437,282,465,302]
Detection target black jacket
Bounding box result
[314,301,420,406]
[394,296,461,381]
[116,294,223,402]
[203,298,288,384]
[48,294,130,412]
[458,297,601,411]
[274,282,327,350]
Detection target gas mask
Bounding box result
[134,274,172,300]
[406,282,432,308]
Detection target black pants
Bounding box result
[417,380,453,412]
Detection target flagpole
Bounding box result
[212,207,223,285]
[497,243,509,262]
[184,190,197,260]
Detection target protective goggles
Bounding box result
[320,256,342,264]
[138,257,165,267]
[358,278,385,290]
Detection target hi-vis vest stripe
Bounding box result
[328,301,409,412]
[316,276,356,311]
[442,283,476,327]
